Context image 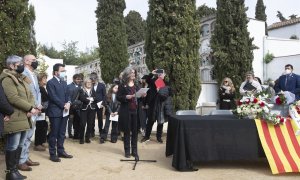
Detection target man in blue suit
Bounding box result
[274,64,300,100]
[47,63,73,162]
[67,74,82,139]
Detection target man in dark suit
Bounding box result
[46,63,73,162]
[67,74,82,139]
[90,72,106,138]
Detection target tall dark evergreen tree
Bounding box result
[211,0,254,91]
[125,10,146,46]
[96,0,128,83]
[196,4,216,20]
[255,0,268,35]
[145,0,200,110]
[0,0,37,72]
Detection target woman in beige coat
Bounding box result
[0,55,38,180]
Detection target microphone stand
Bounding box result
[120,85,157,170]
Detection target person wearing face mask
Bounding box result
[67,74,83,139]
[0,55,38,180]
[46,63,73,162]
[239,71,262,96]
[17,54,42,171]
[219,77,236,110]
[274,64,300,100]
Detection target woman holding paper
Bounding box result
[34,73,49,151]
[117,67,144,158]
[100,84,120,143]
[78,79,96,144]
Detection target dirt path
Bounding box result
[0,135,299,180]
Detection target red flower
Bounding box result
[280,118,285,123]
[246,99,250,104]
[275,97,282,105]
[237,100,242,106]
[259,102,265,107]
[253,98,258,103]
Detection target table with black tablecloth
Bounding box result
[166,115,265,171]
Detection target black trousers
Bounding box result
[145,120,163,139]
[93,107,103,135]
[80,108,96,140]
[124,111,138,154]
[100,115,118,141]
[34,120,48,146]
[68,109,80,136]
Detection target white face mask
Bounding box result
[59,71,66,79]
[285,69,292,75]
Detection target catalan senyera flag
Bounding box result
[255,119,300,174]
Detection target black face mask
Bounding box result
[31,61,38,69]
[16,64,25,74]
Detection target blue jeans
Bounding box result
[6,131,27,151]
[20,121,36,164]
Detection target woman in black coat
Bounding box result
[0,84,14,136]
[117,67,144,158]
[219,77,236,110]
[78,79,97,144]
[141,70,172,143]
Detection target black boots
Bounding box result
[5,148,26,180]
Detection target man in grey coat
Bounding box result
[18,54,42,171]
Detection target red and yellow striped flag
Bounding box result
[255,119,300,174]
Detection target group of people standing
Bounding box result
[0,54,173,180]
[218,64,300,110]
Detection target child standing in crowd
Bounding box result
[100,84,120,144]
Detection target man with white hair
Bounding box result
[18,54,42,171]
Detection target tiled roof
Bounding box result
[268,17,300,30]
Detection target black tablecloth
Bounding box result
[166,115,265,171]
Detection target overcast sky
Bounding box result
[29,0,300,51]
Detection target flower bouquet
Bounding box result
[234,94,286,125]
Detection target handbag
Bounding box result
[71,90,82,110]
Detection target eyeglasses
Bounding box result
[224,81,228,83]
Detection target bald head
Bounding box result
[24,54,38,71]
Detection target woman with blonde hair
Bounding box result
[219,77,236,110]
[78,78,96,144]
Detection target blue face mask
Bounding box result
[59,71,66,80]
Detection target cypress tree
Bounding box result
[255,0,268,35]
[125,10,146,46]
[0,0,37,71]
[211,0,254,91]
[96,0,128,83]
[145,0,200,110]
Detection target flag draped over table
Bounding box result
[255,119,300,174]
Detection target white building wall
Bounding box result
[264,37,300,57]
[42,56,63,81]
[268,23,300,39]
[266,55,300,81]
[65,65,77,84]
[248,19,265,81]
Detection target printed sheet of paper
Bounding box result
[63,109,69,117]
[136,88,149,98]
[109,115,119,122]
[97,101,103,108]
[36,113,46,121]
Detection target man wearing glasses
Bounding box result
[274,64,300,100]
